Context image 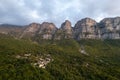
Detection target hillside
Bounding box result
[0,35,120,80]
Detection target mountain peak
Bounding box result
[61,20,72,30]
[41,22,57,29]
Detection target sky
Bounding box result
[0,0,120,27]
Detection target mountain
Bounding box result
[0,17,120,80]
[0,24,24,37]
[54,20,73,40]
[98,17,120,39]
[1,17,120,40]
[20,23,41,38]
[20,22,57,39]
[37,22,57,39]
[74,18,97,40]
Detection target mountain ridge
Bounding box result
[0,16,120,40]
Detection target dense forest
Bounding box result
[0,34,120,80]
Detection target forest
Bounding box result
[0,34,120,80]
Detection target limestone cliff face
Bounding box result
[54,20,73,39]
[24,23,40,33]
[1,17,120,40]
[20,22,57,39]
[98,17,120,39]
[37,22,57,39]
[20,23,40,38]
[74,18,97,40]
[61,20,73,35]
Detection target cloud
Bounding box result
[0,0,120,27]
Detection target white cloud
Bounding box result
[0,0,120,27]
[28,10,40,19]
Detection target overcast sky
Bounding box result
[0,0,120,27]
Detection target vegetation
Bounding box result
[0,35,120,80]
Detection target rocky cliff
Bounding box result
[98,17,120,39]
[1,17,120,40]
[37,22,57,39]
[74,18,97,40]
[54,20,73,40]
[21,22,57,39]
[20,23,40,38]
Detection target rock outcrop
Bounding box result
[37,22,57,39]
[54,20,73,39]
[21,22,57,39]
[15,53,53,69]
[74,18,97,40]
[20,23,41,38]
[98,17,120,39]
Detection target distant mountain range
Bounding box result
[1,17,120,40]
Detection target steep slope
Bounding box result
[37,22,57,39]
[54,20,73,39]
[98,17,120,39]
[21,22,57,40]
[20,23,41,39]
[1,17,120,40]
[74,18,97,40]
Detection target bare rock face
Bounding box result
[20,22,57,39]
[20,23,41,38]
[54,20,73,40]
[37,22,57,39]
[74,18,97,40]
[24,23,41,33]
[61,20,73,36]
[98,17,120,39]
[2,16,120,40]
